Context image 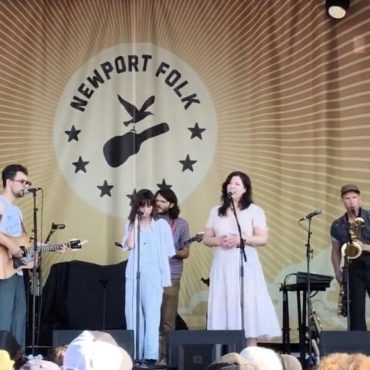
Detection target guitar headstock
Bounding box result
[69,239,83,250]
[193,232,204,243]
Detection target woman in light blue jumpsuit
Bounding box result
[122,189,175,363]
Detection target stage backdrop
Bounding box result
[1,0,370,335]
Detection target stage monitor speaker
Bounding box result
[0,330,20,360]
[168,330,245,370]
[53,329,134,359]
[320,331,370,356]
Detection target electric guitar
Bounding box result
[0,234,83,280]
[178,232,204,250]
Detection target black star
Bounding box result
[97,180,114,197]
[127,189,137,205]
[179,155,197,172]
[188,122,205,139]
[65,125,81,142]
[157,179,172,190]
[72,156,89,173]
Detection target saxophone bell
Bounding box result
[341,216,364,260]
[341,240,362,259]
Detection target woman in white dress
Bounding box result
[203,171,281,347]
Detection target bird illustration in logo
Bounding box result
[118,94,155,126]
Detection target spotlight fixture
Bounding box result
[326,0,350,20]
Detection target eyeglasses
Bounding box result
[11,179,32,186]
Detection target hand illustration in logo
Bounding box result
[118,94,155,126]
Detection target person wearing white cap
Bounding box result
[19,359,60,369]
[62,330,133,370]
[331,183,370,330]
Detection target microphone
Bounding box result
[299,209,322,222]
[52,222,65,230]
[137,210,144,216]
[25,187,42,194]
[227,192,234,199]
[115,242,123,248]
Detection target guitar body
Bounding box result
[0,234,81,280]
[0,234,36,280]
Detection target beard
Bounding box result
[157,207,169,215]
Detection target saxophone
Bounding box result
[337,283,348,317]
[338,213,365,316]
[341,216,364,260]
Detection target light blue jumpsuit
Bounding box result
[123,218,175,360]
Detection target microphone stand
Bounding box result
[30,191,38,356]
[304,217,315,367]
[99,279,109,330]
[229,197,246,332]
[344,256,350,330]
[34,225,56,348]
[134,212,142,363]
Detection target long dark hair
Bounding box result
[128,189,157,223]
[218,171,253,216]
[155,188,180,220]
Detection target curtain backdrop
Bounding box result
[1,0,370,335]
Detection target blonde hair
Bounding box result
[315,352,370,370]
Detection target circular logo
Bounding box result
[54,43,217,217]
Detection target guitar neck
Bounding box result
[37,242,67,253]
[179,233,203,249]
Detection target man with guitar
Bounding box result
[0,164,32,351]
[155,189,190,362]
[0,164,67,353]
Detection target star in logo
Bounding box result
[188,122,205,140]
[127,189,138,205]
[157,179,172,190]
[179,155,197,172]
[72,156,89,173]
[65,125,81,142]
[97,180,114,197]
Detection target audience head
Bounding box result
[206,352,258,370]
[62,330,132,370]
[315,352,370,370]
[19,359,60,369]
[49,345,68,367]
[0,349,14,370]
[280,354,302,370]
[240,346,283,370]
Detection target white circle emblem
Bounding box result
[54,43,217,217]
